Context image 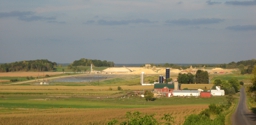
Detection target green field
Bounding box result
[0,72,249,125]
[210,74,252,83]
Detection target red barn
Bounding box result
[200,92,211,98]
[154,84,175,93]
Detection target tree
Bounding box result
[214,79,222,86]
[195,70,209,84]
[213,79,236,95]
[178,73,194,84]
[228,78,240,92]
[144,90,154,101]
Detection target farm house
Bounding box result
[172,90,200,97]
[154,84,174,92]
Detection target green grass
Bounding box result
[0,77,29,84]
[0,94,226,109]
[210,74,252,83]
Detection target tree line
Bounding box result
[70,58,114,67]
[0,59,57,72]
[151,59,256,74]
[218,59,256,74]
[178,70,209,84]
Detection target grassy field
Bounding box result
[0,105,208,125]
[0,85,226,125]
[0,72,249,125]
[0,84,226,125]
[210,73,252,83]
[0,72,66,84]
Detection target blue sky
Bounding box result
[0,0,256,64]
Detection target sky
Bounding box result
[0,0,256,64]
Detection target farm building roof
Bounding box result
[154,84,174,89]
[173,90,199,93]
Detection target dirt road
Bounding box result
[232,87,256,125]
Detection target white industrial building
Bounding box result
[171,90,200,97]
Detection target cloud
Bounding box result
[48,20,66,24]
[225,0,256,6]
[226,25,256,31]
[166,18,224,25]
[18,15,55,22]
[0,11,33,18]
[84,20,95,24]
[177,1,183,5]
[85,19,155,25]
[0,11,60,22]
[206,0,222,5]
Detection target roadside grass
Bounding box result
[225,93,240,125]
[245,85,256,114]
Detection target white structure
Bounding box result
[40,82,49,85]
[91,64,93,73]
[211,90,225,96]
[141,72,144,84]
[172,90,200,97]
[174,82,179,90]
[210,86,225,96]
[141,72,155,86]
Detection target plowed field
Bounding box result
[0,105,207,125]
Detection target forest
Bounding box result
[0,59,57,72]
[70,58,115,67]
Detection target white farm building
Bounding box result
[210,86,225,96]
[210,90,225,96]
[172,90,200,97]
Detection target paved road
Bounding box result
[232,87,256,125]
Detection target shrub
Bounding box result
[161,113,174,125]
[144,90,155,101]
[121,111,158,125]
[240,81,244,86]
[208,104,223,114]
[117,86,122,91]
[108,119,118,125]
[10,79,18,82]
